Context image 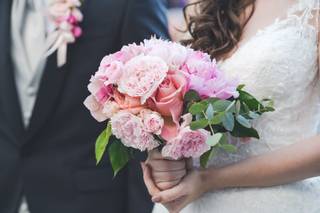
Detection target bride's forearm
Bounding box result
[201,136,320,191]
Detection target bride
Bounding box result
[142,0,320,212]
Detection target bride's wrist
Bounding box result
[199,167,228,193]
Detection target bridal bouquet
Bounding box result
[84,38,274,176]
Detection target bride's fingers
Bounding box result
[141,162,160,196]
[148,159,186,172]
[156,179,181,191]
[153,169,186,183]
[152,183,185,204]
[148,149,164,160]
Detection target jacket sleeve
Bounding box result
[119,0,170,46]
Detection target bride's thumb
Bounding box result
[152,184,185,203]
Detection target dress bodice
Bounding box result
[210,0,320,167]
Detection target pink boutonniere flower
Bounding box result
[46,0,83,67]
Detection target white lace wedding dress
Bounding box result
[153,0,320,212]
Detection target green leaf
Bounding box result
[237,84,246,90]
[220,144,237,153]
[262,106,275,112]
[189,102,207,115]
[108,140,130,177]
[235,101,241,114]
[225,100,236,113]
[206,133,223,147]
[95,123,112,165]
[236,115,252,128]
[219,133,228,144]
[190,119,208,130]
[222,112,235,131]
[206,104,215,120]
[231,120,260,139]
[248,111,260,119]
[210,112,225,125]
[212,100,232,112]
[200,148,216,168]
[238,90,262,111]
[206,98,219,104]
[184,90,201,103]
[260,99,275,112]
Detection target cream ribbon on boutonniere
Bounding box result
[45,0,83,67]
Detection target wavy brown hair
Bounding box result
[182,0,256,60]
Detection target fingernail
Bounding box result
[152,196,161,203]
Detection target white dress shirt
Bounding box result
[11,0,49,212]
[11,0,48,127]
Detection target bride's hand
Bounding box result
[145,149,187,190]
[142,162,208,213]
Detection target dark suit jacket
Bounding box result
[0,0,169,212]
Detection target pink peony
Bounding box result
[83,95,108,122]
[162,127,210,160]
[144,38,188,71]
[118,55,168,104]
[111,111,159,151]
[182,50,215,80]
[140,109,164,135]
[102,101,120,118]
[88,76,113,104]
[189,70,239,99]
[120,43,146,62]
[181,50,239,99]
[97,60,124,85]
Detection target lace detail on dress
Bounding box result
[211,0,320,167]
[288,0,320,32]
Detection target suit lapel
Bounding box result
[26,52,68,141]
[26,3,89,140]
[0,0,25,142]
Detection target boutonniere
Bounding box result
[46,0,83,67]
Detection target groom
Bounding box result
[0,0,169,213]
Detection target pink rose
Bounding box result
[148,70,188,140]
[140,109,164,135]
[162,127,210,160]
[83,95,108,122]
[118,55,168,104]
[111,111,159,151]
[113,89,145,114]
[88,76,113,104]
